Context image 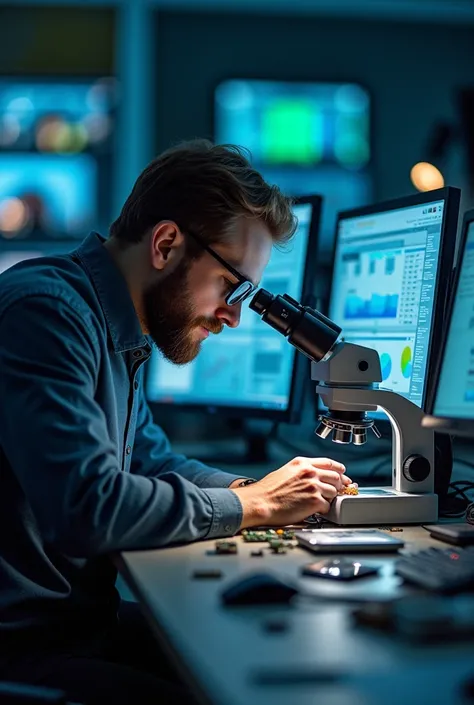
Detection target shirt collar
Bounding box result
[75,232,150,354]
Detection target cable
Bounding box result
[439,479,474,518]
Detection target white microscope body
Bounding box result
[249,290,438,525]
[313,342,438,525]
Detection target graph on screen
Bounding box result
[329,198,448,410]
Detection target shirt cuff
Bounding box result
[198,467,253,489]
[201,487,243,539]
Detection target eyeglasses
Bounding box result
[186,230,257,306]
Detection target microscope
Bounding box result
[250,289,438,525]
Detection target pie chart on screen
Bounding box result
[380,352,392,381]
[401,346,412,379]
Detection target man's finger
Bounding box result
[308,458,346,473]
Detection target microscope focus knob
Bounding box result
[403,454,431,482]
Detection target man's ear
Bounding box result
[150,221,185,271]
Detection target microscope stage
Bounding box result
[325,487,438,525]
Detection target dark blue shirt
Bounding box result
[0,232,245,637]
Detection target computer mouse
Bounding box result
[221,572,300,606]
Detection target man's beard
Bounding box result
[143,258,223,365]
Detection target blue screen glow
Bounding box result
[434,222,474,419]
[329,200,446,413]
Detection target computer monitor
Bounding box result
[0,76,117,239]
[326,187,460,420]
[0,240,74,275]
[146,195,321,430]
[424,209,474,436]
[0,153,98,239]
[214,79,372,261]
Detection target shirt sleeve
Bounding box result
[0,295,243,555]
[130,389,253,489]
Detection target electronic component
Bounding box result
[262,619,290,634]
[338,483,359,496]
[395,546,474,592]
[192,569,223,579]
[269,538,296,554]
[378,526,404,532]
[241,529,295,542]
[215,540,238,555]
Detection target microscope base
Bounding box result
[325,488,438,525]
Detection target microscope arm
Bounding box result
[312,341,435,494]
[316,386,435,494]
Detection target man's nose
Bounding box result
[216,302,242,328]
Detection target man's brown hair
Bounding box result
[109,139,297,248]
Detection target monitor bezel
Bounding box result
[146,194,322,423]
[324,186,461,419]
[423,207,474,437]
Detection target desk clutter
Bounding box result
[190,525,474,648]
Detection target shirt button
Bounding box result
[134,380,139,390]
[133,349,143,359]
[126,445,132,455]
[224,525,232,532]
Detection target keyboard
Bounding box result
[396,546,474,593]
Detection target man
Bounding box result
[0,140,351,704]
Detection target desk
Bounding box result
[116,527,474,705]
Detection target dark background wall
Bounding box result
[0,6,115,75]
[155,11,474,206]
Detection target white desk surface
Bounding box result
[116,526,474,705]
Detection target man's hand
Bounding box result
[230,456,351,528]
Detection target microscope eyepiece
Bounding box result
[249,288,273,316]
[249,288,341,364]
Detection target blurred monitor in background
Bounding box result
[0,153,97,240]
[0,76,118,242]
[0,240,74,275]
[214,79,372,262]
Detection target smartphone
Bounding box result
[296,529,405,553]
[302,558,380,581]
[423,523,474,546]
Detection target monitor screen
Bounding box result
[328,190,459,416]
[214,80,372,259]
[0,241,74,275]
[0,153,97,239]
[145,197,320,420]
[0,76,117,239]
[433,217,474,421]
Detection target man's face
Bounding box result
[144,218,273,364]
